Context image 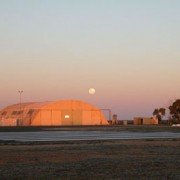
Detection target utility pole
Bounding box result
[18,90,23,125]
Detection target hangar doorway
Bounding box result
[61,110,82,125]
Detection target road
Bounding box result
[0,131,180,142]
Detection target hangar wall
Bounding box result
[0,100,108,126]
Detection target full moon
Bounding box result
[89,88,96,95]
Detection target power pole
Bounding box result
[18,90,23,125]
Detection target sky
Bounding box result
[0,0,180,119]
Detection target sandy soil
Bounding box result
[0,139,179,179]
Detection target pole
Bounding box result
[18,90,23,125]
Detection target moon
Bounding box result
[89,88,96,95]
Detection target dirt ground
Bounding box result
[0,139,179,179]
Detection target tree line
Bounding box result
[153,99,180,125]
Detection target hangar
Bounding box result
[0,100,108,126]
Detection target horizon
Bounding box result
[0,1,180,119]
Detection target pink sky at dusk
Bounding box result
[0,1,180,119]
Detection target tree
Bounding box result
[153,108,166,124]
[159,108,166,116]
[169,99,180,124]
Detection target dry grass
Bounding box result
[0,125,180,132]
[0,139,179,179]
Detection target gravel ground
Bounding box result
[0,139,179,179]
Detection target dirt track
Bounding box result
[0,139,179,179]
